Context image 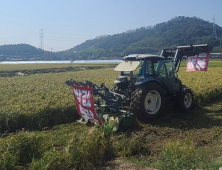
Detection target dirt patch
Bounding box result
[93,158,157,170]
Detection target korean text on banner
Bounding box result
[71,85,104,123]
[186,53,210,72]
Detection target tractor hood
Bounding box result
[114,60,141,71]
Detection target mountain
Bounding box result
[0,16,221,61]
[69,16,222,59]
[0,44,47,61]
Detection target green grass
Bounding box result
[0,122,135,169]
[2,100,222,169]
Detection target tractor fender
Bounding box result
[134,77,170,92]
[135,77,163,87]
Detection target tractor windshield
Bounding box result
[154,59,178,92]
[154,59,175,78]
[114,60,141,72]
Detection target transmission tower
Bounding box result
[212,16,217,39]
[39,29,44,50]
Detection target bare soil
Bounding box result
[93,158,157,170]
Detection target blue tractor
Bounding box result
[113,44,213,120]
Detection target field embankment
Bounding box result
[0,63,117,77]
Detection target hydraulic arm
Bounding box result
[161,44,213,72]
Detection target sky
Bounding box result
[0,0,222,52]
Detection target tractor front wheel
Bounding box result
[131,83,166,120]
[175,85,194,112]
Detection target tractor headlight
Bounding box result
[114,76,127,84]
[116,77,124,82]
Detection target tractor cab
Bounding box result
[114,54,180,93]
[113,55,141,90]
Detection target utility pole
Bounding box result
[39,29,44,50]
[212,16,217,39]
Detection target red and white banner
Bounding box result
[186,53,210,72]
[71,85,104,123]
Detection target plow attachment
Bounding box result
[66,80,135,131]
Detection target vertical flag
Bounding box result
[186,53,210,72]
[71,85,104,123]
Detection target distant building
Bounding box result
[210,53,222,58]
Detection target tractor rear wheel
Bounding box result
[130,82,166,120]
[175,85,194,112]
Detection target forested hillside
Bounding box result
[0,16,221,61]
[0,44,51,61]
[70,16,222,59]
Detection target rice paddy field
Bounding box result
[1,61,222,169]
